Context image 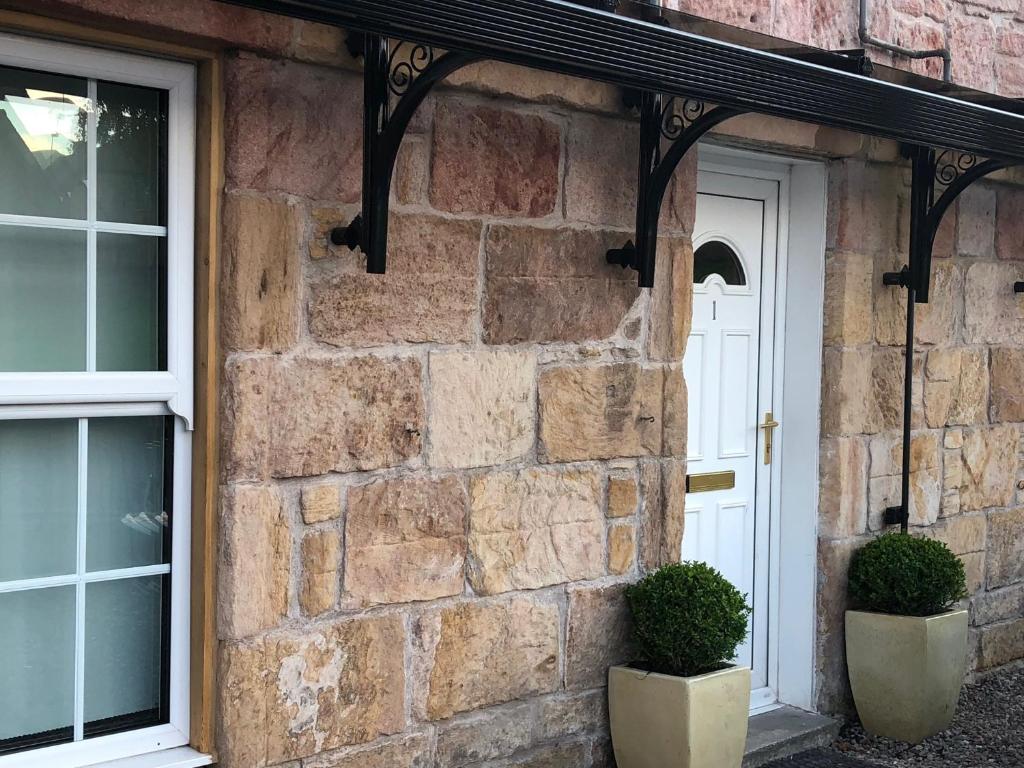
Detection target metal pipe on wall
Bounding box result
[858,0,952,82]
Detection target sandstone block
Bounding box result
[538,690,608,741]
[827,161,899,255]
[222,356,274,482]
[303,734,431,768]
[300,529,342,617]
[345,475,467,606]
[818,437,869,538]
[963,551,986,594]
[647,238,695,360]
[218,640,270,767]
[564,114,638,228]
[607,474,639,518]
[990,347,1024,422]
[979,619,1024,670]
[446,60,621,113]
[468,467,603,594]
[221,194,300,353]
[428,349,536,469]
[538,364,677,462]
[33,0,294,55]
[929,515,987,556]
[965,262,1024,343]
[219,486,290,640]
[988,508,1024,589]
[225,54,361,200]
[420,599,560,720]
[435,701,533,767]
[509,743,591,768]
[957,183,997,257]
[266,617,406,762]
[914,262,960,346]
[309,214,481,346]
[430,101,559,217]
[482,225,640,344]
[566,584,633,690]
[996,186,1024,260]
[301,483,341,524]
[608,523,637,575]
[959,426,1018,512]
[637,460,687,570]
[823,250,873,347]
[923,347,987,427]
[218,616,406,766]
[972,584,1024,626]
[270,356,423,478]
[816,538,858,714]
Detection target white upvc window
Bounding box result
[0,34,203,768]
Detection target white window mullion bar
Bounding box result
[86,79,98,374]
[0,213,166,237]
[0,563,172,594]
[73,418,89,742]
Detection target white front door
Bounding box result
[682,168,782,711]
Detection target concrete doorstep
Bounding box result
[744,706,842,768]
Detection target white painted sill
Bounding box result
[84,747,213,768]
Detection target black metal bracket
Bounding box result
[331,33,479,273]
[882,145,1015,532]
[1015,282,1024,293]
[607,93,744,287]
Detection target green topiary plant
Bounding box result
[626,561,751,678]
[848,533,967,617]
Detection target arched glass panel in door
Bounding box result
[693,240,747,285]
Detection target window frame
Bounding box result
[0,34,196,768]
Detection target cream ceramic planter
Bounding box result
[608,664,751,768]
[846,609,968,744]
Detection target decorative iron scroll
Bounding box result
[387,42,437,97]
[659,97,708,141]
[934,149,979,186]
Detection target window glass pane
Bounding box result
[87,417,168,572]
[0,226,86,372]
[0,586,76,752]
[0,419,78,581]
[96,233,166,372]
[0,65,88,219]
[694,240,747,286]
[96,81,166,226]
[84,576,166,735]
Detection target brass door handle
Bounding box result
[758,411,780,465]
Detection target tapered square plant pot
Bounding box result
[846,609,968,744]
[608,664,751,768]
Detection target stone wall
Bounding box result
[817,152,1024,712]
[211,23,691,768]
[7,0,1024,765]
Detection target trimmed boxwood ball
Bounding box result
[626,561,751,678]
[848,533,967,617]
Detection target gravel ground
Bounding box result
[825,667,1024,767]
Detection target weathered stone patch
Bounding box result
[467,467,603,594]
[538,363,684,462]
[428,349,536,470]
[344,475,467,606]
[418,598,560,720]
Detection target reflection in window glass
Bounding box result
[0,65,88,219]
[96,81,166,226]
[693,240,747,286]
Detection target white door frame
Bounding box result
[697,144,826,714]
